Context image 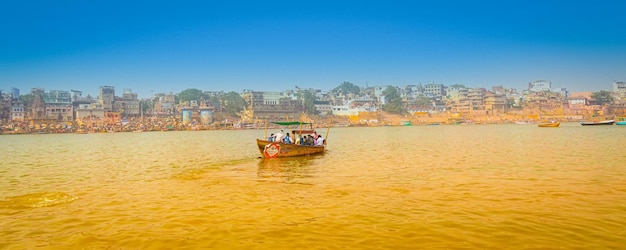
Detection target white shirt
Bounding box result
[275,131,283,142]
[316,137,324,146]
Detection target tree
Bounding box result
[332,81,361,95]
[222,91,245,116]
[19,94,34,105]
[141,100,153,115]
[591,90,613,105]
[382,86,405,114]
[209,95,221,111]
[415,95,432,107]
[301,90,317,115]
[177,88,209,103]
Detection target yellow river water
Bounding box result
[1,123,625,249]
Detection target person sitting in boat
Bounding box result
[298,135,305,145]
[283,133,292,144]
[313,131,319,140]
[275,130,284,143]
[305,135,314,145]
[268,133,275,142]
[315,135,324,146]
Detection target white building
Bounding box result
[528,80,551,92]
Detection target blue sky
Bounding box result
[1,0,625,98]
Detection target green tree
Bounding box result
[222,91,245,116]
[209,95,221,111]
[415,95,432,107]
[177,88,209,103]
[141,99,153,115]
[301,90,317,115]
[591,90,613,105]
[332,81,361,95]
[382,86,405,114]
[19,94,34,105]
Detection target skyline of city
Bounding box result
[3,79,622,100]
[1,1,625,98]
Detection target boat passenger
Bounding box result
[305,135,314,145]
[283,133,292,144]
[315,135,324,146]
[275,130,284,142]
[268,133,275,142]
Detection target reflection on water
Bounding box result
[257,156,319,183]
[1,125,626,249]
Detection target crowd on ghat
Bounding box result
[267,129,325,146]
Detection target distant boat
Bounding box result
[538,122,560,128]
[616,117,626,126]
[515,120,535,125]
[580,120,615,126]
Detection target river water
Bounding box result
[1,123,625,249]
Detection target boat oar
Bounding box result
[324,118,332,146]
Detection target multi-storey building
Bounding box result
[614,81,626,100]
[423,83,445,98]
[30,88,46,119]
[468,88,486,110]
[447,88,470,115]
[11,103,26,121]
[154,93,176,116]
[484,92,506,115]
[114,88,140,117]
[99,86,115,111]
[75,103,105,124]
[0,91,11,121]
[242,90,303,120]
[528,80,551,92]
[43,90,73,121]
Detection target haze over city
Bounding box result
[1,0,625,98]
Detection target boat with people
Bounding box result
[538,121,560,127]
[257,121,329,158]
[580,120,615,126]
[617,117,626,126]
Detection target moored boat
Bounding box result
[538,122,560,127]
[616,117,626,126]
[515,120,535,125]
[580,120,615,126]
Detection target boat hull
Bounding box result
[580,120,615,126]
[538,122,560,127]
[257,139,325,158]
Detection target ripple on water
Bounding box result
[0,192,78,208]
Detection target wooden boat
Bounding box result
[538,122,560,127]
[580,120,615,126]
[515,120,535,125]
[257,121,328,158]
[616,117,626,126]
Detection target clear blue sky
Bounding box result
[1,0,625,98]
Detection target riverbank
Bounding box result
[1,111,615,135]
